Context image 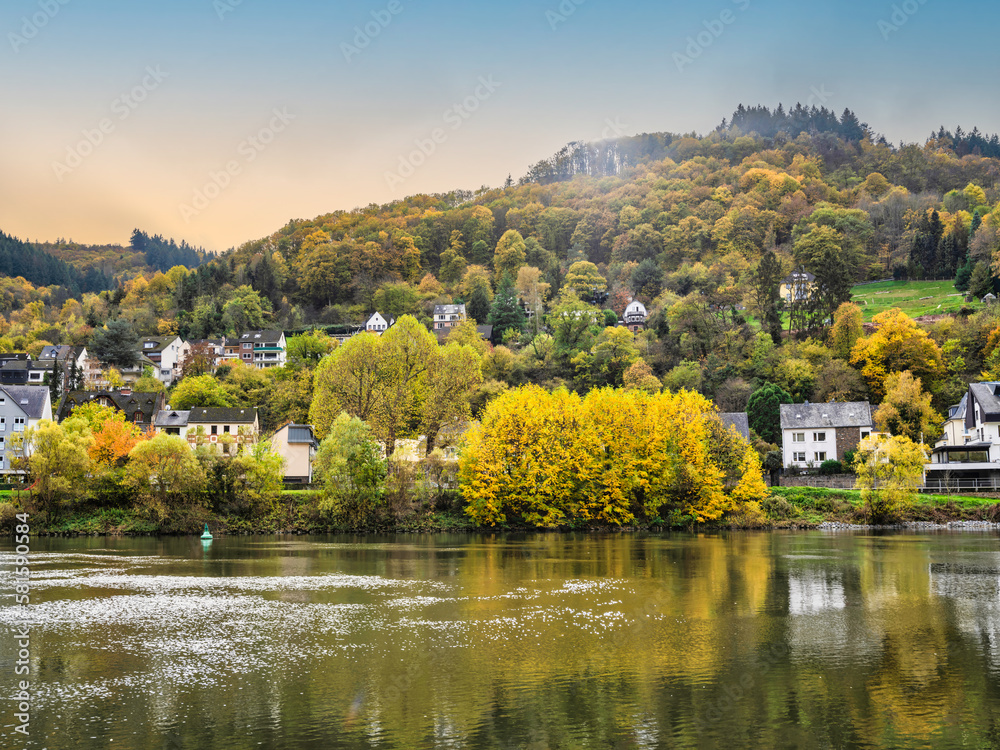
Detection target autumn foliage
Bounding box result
[459,386,767,527]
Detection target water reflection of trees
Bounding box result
[16,533,1000,748]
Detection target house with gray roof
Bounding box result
[0,385,52,475]
[138,336,189,385]
[780,401,873,469]
[719,412,750,441]
[154,409,191,439]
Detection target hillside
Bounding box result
[2,103,1000,427]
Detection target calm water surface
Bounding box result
[2,532,1000,749]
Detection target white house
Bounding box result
[622,300,648,332]
[365,313,389,334]
[927,383,1000,489]
[780,402,873,469]
[138,336,189,385]
[433,304,466,331]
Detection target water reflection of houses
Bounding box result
[929,561,1000,660]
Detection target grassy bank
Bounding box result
[5,487,1000,535]
[766,486,1000,526]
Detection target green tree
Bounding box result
[746,249,784,344]
[794,225,861,330]
[221,285,272,335]
[126,433,207,520]
[746,382,793,444]
[487,272,526,344]
[873,371,942,444]
[422,342,483,454]
[829,302,864,359]
[564,261,607,298]
[309,333,382,439]
[170,374,233,409]
[314,413,388,528]
[286,331,337,368]
[17,419,93,513]
[91,318,140,369]
[468,285,491,325]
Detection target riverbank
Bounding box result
[5,486,1000,536]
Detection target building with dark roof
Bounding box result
[59,389,165,428]
[780,401,873,468]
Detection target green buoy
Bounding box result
[201,523,213,540]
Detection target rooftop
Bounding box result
[780,402,873,430]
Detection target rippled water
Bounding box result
[2,532,1000,748]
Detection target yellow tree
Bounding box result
[515,266,550,335]
[873,371,943,444]
[853,434,927,523]
[564,261,607,298]
[421,342,483,454]
[850,308,945,400]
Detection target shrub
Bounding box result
[819,459,844,475]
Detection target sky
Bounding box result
[1,0,997,252]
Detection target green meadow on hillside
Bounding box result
[850,280,976,320]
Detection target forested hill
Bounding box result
[33,229,208,289]
[0,231,110,294]
[520,103,1000,187]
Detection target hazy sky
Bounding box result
[2,0,996,251]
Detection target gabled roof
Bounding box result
[624,300,647,316]
[968,382,1000,421]
[188,407,258,424]
[59,389,163,423]
[779,402,873,430]
[139,336,180,352]
[38,345,76,361]
[283,424,317,445]
[155,410,191,428]
[239,330,283,344]
[0,386,49,419]
[434,304,466,316]
[719,412,750,440]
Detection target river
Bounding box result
[2,531,1000,749]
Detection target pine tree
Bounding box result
[487,272,526,344]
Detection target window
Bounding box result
[0,436,6,448]
[14,418,25,433]
[223,425,230,434]
[0,418,6,432]
[211,425,218,435]
[793,452,806,462]
[813,432,826,442]
[861,431,870,440]
[815,452,826,462]
[792,433,805,443]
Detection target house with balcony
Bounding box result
[238,330,286,369]
[926,383,1000,490]
[186,407,259,454]
[0,385,52,476]
[780,401,873,469]
[433,304,466,331]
